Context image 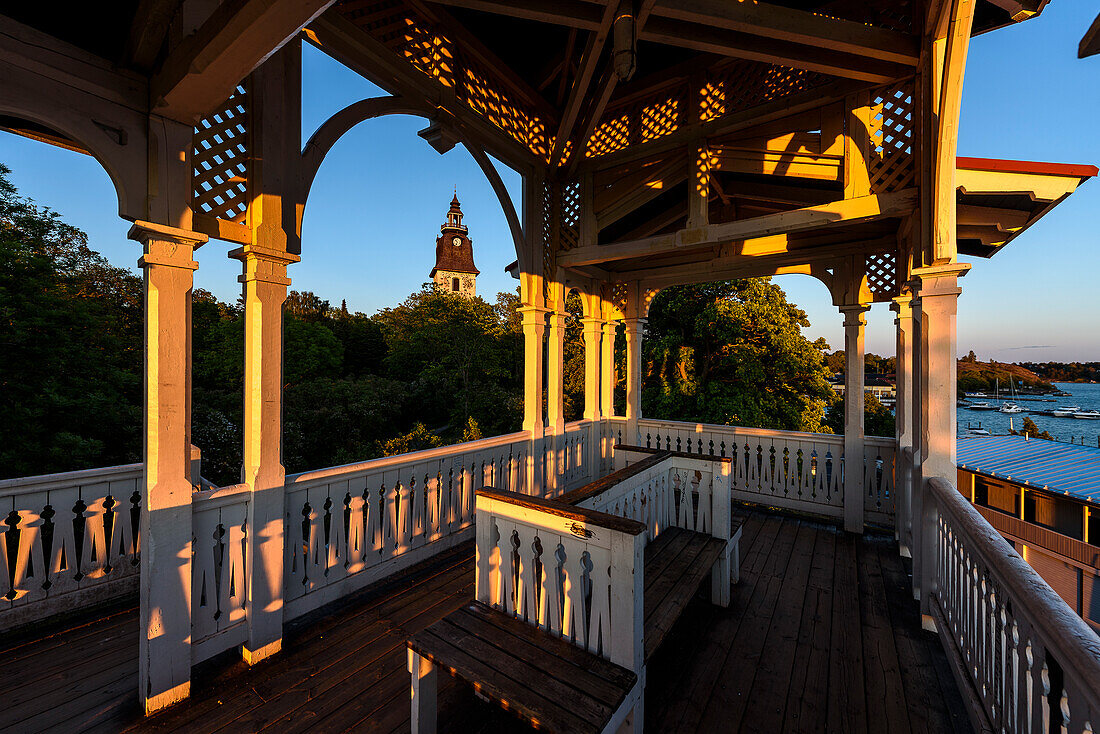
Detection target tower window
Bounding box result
[452,277,460,291]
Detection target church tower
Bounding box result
[430,194,479,297]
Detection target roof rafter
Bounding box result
[151,0,335,122]
[560,188,916,267]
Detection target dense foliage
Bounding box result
[1019,362,1100,384]
[640,280,836,433]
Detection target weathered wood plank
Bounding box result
[826,531,868,734]
[857,536,913,734]
[784,525,837,733]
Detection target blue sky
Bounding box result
[1,2,1096,360]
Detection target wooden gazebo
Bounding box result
[2,1,1099,730]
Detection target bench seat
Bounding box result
[407,600,638,734]
[643,526,729,661]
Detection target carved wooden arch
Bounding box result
[298,95,525,266]
[0,99,148,223]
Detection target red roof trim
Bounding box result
[957,156,1098,178]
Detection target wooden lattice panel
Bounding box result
[462,59,549,161]
[586,61,824,160]
[192,84,248,224]
[560,181,580,251]
[699,80,726,123]
[610,282,629,319]
[868,81,915,194]
[398,16,454,87]
[542,180,554,299]
[341,2,549,161]
[639,98,681,142]
[865,252,898,301]
[586,114,631,158]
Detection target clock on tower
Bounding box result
[430,193,480,298]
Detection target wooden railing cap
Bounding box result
[476,487,647,536]
[613,443,733,464]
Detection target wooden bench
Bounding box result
[408,489,647,733]
[407,600,638,734]
[406,450,741,733]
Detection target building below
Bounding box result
[957,434,1100,635]
[430,194,479,297]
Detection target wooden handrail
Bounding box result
[477,487,647,536]
[928,476,1100,713]
[558,452,670,506]
[286,430,531,487]
[0,462,142,497]
[613,443,733,464]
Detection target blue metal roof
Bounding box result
[957,435,1100,503]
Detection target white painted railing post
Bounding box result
[582,315,604,482]
[913,264,967,609]
[840,304,870,534]
[546,308,566,496]
[232,242,297,664]
[130,219,207,715]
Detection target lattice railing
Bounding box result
[868,80,915,194]
[192,84,249,224]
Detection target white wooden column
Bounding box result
[601,317,616,418]
[623,317,646,445]
[519,305,549,494]
[129,220,207,714]
[546,308,566,494]
[892,294,915,554]
[913,264,968,622]
[582,314,604,481]
[232,245,297,664]
[840,304,870,534]
[582,316,603,421]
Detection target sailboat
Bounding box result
[999,377,1026,414]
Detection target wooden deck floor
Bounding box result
[0,508,970,733]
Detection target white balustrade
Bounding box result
[927,477,1100,733]
[475,488,645,669]
[191,483,250,662]
[282,431,532,620]
[636,419,897,526]
[0,463,143,632]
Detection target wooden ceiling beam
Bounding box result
[640,17,912,83]
[425,0,603,30]
[549,1,620,167]
[126,0,180,70]
[650,0,919,66]
[151,0,335,122]
[559,188,915,267]
[306,13,540,173]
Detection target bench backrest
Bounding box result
[563,448,732,545]
[475,489,646,674]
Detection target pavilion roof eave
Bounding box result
[955,156,1097,258]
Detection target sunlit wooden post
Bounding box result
[232,244,297,663]
[623,314,646,447]
[519,304,548,494]
[130,219,207,714]
[601,307,618,468]
[914,264,968,625]
[841,304,870,533]
[892,293,915,554]
[582,291,605,480]
[546,299,566,495]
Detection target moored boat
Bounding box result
[1071,410,1100,420]
[967,401,997,411]
[999,402,1026,414]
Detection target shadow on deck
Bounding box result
[0,509,970,733]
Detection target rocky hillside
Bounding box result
[957,359,1055,394]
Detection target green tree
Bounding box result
[825,392,896,438]
[642,278,836,433]
[0,164,143,477]
[1011,416,1053,441]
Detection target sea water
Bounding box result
[957,382,1100,444]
